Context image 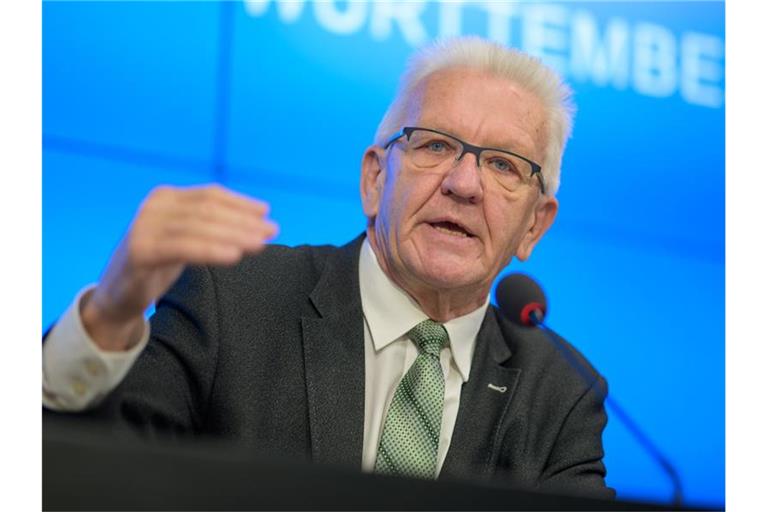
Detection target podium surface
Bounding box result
[44,417,688,511]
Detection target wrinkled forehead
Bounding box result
[401,67,547,160]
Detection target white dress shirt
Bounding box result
[42,288,151,411]
[42,238,489,475]
[358,239,488,474]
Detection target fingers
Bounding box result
[163,215,270,252]
[142,236,247,266]
[129,184,279,267]
[171,194,276,243]
[185,184,270,217]
[87,184,275,334]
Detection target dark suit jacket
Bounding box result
[49,235,613,499]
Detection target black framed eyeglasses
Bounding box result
[384,126,545,195]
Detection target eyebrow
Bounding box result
[426,124,536,157]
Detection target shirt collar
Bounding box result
[359,238,489,382]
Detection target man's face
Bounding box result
[361,67,558,299]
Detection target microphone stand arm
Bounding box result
[529,313,684,507]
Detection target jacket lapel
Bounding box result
[440,307,521,480]
[301,236,366,469]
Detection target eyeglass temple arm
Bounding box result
[383,128,407,149]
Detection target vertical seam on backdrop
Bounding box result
[212,0,235,184]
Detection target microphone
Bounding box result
[495,272,547,327]
[495,273,684,506]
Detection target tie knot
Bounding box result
[408,320,449,357]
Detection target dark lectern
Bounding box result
[43,416,689,511]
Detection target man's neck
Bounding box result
[400,285,488,323]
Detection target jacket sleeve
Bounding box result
[44,264,222,440]
[536,375,615,500]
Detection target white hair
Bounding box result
[375,36,575,197]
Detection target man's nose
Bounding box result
[440,151,484,203]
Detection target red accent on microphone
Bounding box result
[520,302,545,326]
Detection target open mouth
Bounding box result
[430,221,473,238]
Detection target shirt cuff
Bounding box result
[42,285,150,411]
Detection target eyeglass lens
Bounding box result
[403,129,536,192]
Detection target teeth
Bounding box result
[434,224,468,237]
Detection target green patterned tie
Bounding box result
[374,319,449,479]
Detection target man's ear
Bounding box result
[360,145,386,220]
[516,196,558,261]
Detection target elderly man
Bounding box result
[43,37,612,499]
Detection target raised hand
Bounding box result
[80,184,278,351]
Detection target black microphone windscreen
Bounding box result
[495,273,548,326]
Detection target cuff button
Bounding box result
[84,359,103,377]
[71,378,87,397]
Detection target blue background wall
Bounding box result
[43,1,724,506]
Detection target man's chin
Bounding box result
[396,237,489,293]
[408,259,486,293]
